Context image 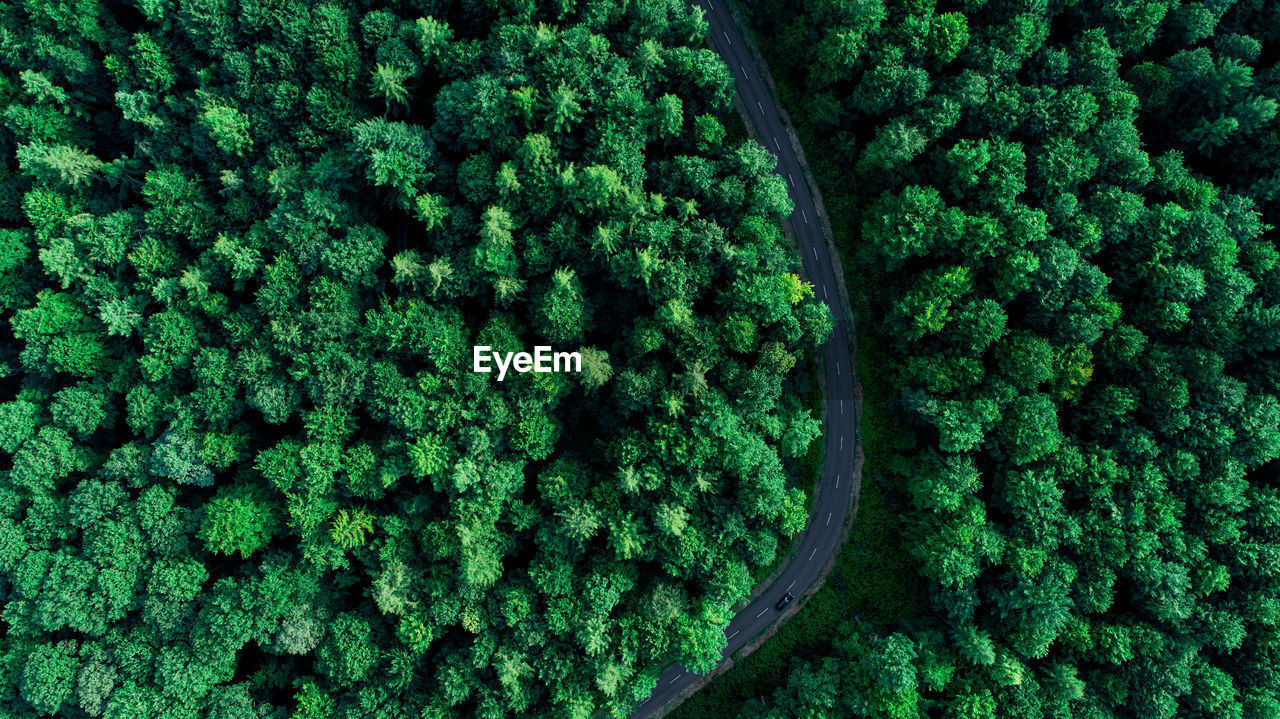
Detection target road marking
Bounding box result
[811,247,818,260]
[773,137,781,151]
[823,285,828,299]
[756,101,764,115]
[741,65,748,80]
[840,436,843,452]
[836,361,841,376]
[728,630,740,639]
[836,473,840,488]
[788,173,795,186]
[809,547,818,561]
[642,698,650,705]
[840,400,844,414]
[826,512,832,526]
[756,608,769,618]
[723,31,731,45]
[709,0,715,7]
[801,210,808,224]
[786,580,796,591]
[669,676,680,685]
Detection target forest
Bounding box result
[7,0,1280,716]
[0,0,832,717]
[700,0,1280,717]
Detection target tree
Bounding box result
[199,106,252,156]
[151,428,214,487]
[16,143,103,187]
[317,613,378,687]
[20,641,80,716]
[538,268,589,343]
[997,394,1063,466]
[11,291,109,377]
[371,63,412,112]
[199,485,278,557]
[145,559,209,632]
[862,633,919,693]
[652,93,683,139]
[351,118,433,202]
[955,624,996,666]
[50,384,111,439]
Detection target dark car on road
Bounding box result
[775,592,795,610]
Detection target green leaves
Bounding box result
[415,16,454,60]
[0,399,42,453]
[199,485,277,557]
[928,13,970,64]
[370,63,412,112]
[11,291,109,377]
[407,434,449,478]
[50,383,111,439]
[198,106,252,157]
[863,185,944,265]
[20,641,80,716]
[892,265,974,342]
[537,267,588,343]
[317,614,377,687]
[862,633,919,693]
[329,508,374,549]
[144,558,209,631]
[350,118,433,202]
[141,168,213,243]
[0,1,834,716]
[16,143,103,187]
[735,0,1280,716]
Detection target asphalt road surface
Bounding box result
[628,1,861,716]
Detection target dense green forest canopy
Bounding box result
[0,0,831,717]
[722,0,1280,717]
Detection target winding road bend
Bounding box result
[628,2,862,716]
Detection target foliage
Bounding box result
[0,1,827,717]
[714,0,1280,716]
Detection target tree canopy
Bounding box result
[698,0,1280,716]
[0,1,828,717]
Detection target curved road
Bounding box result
[630,2,861,716]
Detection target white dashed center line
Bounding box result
[786,579,796,591]
[812,247,818,260]
[809,547,818,561]
[788,173,795,186]
[756,608,769,618]
[823,285,828,299]
[741,65,748,79]
[773,137,781,151]
[801,209,808,223]
[757,101,764,115]
[723,31,731,45]
[728,629,740,640]
[826,512,832,527]
[836,473,841,488]
[669,676,680,685]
